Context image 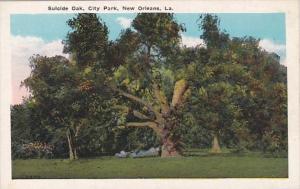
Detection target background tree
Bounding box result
[63,13,109,69]
[231,37,287,153]
[11,99,52,159]
[183,14,250,153]
[23,55,79,159]
[185,14,287,153]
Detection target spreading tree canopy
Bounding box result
[21,13,287,159]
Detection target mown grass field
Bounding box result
[12,150,288,179]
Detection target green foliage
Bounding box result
[11,101,53,159]
[123,128,159,151]
[13,13,287,159]
[63,13,109,69]
[132,13,185,57]
[185,14,287,153]
[198,14,229,49]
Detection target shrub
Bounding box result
[262,131,287,157]
[16,142,54,159]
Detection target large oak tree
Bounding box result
[22,13,287,159]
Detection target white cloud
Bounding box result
[259,39,285,53]
[181,34,206,48]
[116,17,132,29]
[259,39,286,65]
[11,35,67,104]
[280,57,287,67]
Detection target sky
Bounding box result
[11,13,286,104]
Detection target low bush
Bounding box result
[14,142,54,159]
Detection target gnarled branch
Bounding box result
[111,87,161,119]
[125,121,156,127]
[132,110,152,120]
[171,79,189,108]
[112,105,152,120]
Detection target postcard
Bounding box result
[0,0,299,189]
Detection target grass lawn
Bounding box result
[12,151,288,179]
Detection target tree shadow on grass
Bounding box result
[183,149,288,158]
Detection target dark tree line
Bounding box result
[11,14,287,159]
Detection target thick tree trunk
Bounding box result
[159,116,181,158]
[210,132,221,153]
[66,129,78,160]
[161,137,180,157]
[158,78,189,157]
[114,79,190,158]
